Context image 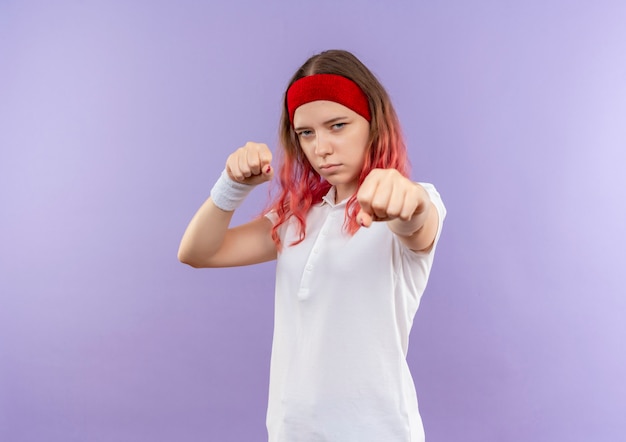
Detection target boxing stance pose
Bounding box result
[179,49,446,442]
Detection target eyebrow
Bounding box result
[294,116,348,132]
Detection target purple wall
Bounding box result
[1,1,625,441]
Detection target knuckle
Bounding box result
[371,201,386,212]
[245,141,265,151]
[387,205,401,216]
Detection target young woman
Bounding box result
[178,49,446,442]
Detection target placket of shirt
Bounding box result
[296,205,340,300]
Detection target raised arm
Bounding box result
[178,142,277,268]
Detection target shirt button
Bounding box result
[306,265,313,271]
[313,248,319,254]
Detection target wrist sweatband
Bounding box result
[286,73,371,124]
[210,169,254,211]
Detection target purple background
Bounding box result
[1,1,625,441]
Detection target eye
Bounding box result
[298,130,313,138]
[331,122,346,130]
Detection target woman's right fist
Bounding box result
[225,142,274,185]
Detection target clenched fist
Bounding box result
[226,142,274,186]
[356,168,428,228]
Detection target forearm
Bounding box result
[177,197,235,267]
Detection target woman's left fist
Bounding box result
[356,168,425,228]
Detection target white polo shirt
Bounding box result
[266,184,446,442]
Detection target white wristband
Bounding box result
[210,170,255,211]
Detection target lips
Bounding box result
[320,163,340,171]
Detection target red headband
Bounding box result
[286,74,371,124]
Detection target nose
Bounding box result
[314,132,332,157]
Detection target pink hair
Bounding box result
[267,50,410,248]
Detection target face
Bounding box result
[293,100,370,202]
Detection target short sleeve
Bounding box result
[265,210,279,226]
